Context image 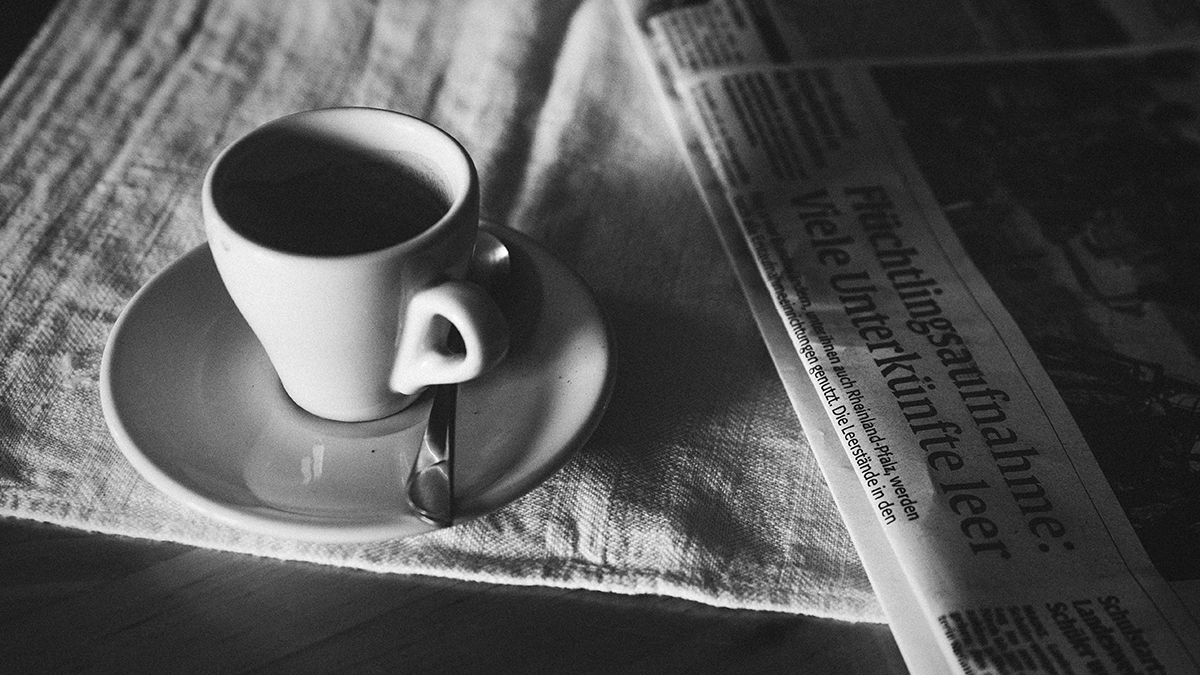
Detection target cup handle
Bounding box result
[389,281,510,395]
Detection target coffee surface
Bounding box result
[215,141,450,256]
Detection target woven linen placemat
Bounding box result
[0,0,880,622]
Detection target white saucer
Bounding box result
[100,225,613,543]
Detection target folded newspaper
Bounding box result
[617,0,1200,672]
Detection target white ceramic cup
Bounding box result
[203,107,509,422]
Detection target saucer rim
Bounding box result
[99,224,614,543]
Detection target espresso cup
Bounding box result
[203,107,509,422]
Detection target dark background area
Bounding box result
[0,3,59,79]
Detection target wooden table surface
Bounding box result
[0,518,907,674]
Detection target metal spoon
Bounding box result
[406,230,511,527]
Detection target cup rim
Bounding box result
[201,106,478,264]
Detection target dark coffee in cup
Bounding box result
[211,127,451,256]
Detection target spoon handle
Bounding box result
[406,382,456,527]
[405,228,511,528]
